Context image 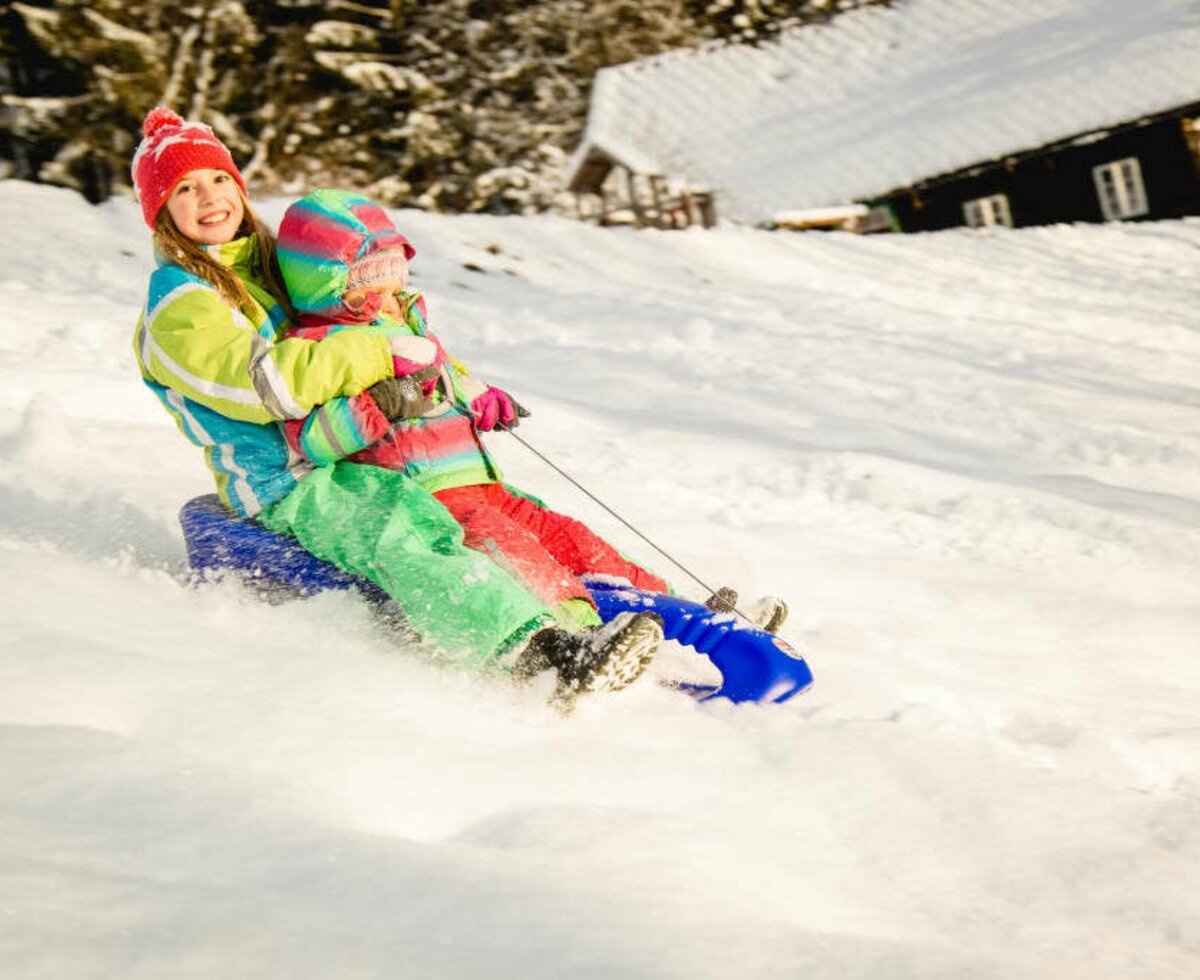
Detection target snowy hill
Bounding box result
[2,179,1199,977]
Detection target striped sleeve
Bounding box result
[283,391,393,466]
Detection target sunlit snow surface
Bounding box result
[1,181,1198,977]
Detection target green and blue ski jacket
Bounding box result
[133,235,393,517]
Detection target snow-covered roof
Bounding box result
[566,0,1200,224]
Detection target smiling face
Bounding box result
[165,168,246,245]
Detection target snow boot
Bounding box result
[513,611,664,697]
[704,586,740,616]
[704,587,789,634]
[747,595,789,634]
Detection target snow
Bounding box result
[568,0,1200,222]
[2,178,1200,977]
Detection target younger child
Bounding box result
[273,189,788,637]
[274,189,671,639]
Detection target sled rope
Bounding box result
[506,429,754,623]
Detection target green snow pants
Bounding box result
[258,462,553,668]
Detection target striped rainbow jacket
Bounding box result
[281,291,501,493]
[275,188,500,493]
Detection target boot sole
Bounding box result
[567,612,663,696]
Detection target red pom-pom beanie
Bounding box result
[131,106,248,229]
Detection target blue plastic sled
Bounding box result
[178,495,813,704]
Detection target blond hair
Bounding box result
[152,195,294,320]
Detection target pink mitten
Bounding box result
[471,386,527,431]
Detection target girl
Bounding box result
[130,106,663,697]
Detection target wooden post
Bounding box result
[649,174,666,228]
[625,168,646,227]
[681,188,700,226]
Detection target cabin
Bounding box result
[565,0,1200,232]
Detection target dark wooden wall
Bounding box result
[881,111,1200,231]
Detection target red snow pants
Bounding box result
[433,483,669,608]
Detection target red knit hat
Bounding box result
[131,106,248,229]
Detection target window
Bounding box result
[962,194,1012,228]
[1092,158,1149,220]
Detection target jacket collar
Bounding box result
[200,235,258,270]
[154,234,259,271]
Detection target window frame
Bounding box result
[1092,157,1150,221]
[962,193,1013,228]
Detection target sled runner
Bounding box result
[178,495,813,704]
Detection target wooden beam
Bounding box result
[625,168,646,227]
